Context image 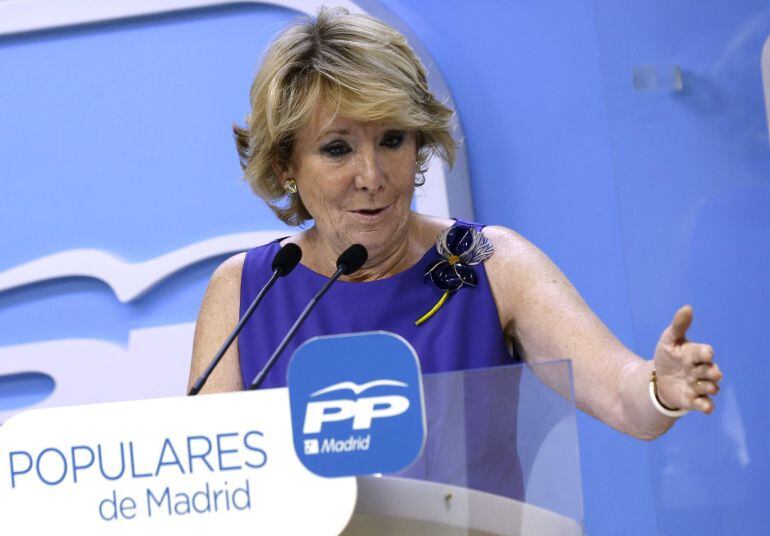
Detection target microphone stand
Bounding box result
[247,265,345,391]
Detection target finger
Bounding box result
[709,363,723,382]
[693,380,719,396]
[695,344,714,364]
[693,362,722,381]
[687,343,714,366]
[662,304,693,344]
[693,396,714,414]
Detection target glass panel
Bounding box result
[344,361,583,535]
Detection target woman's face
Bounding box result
[281,103,418,261]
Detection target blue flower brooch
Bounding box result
[415,224,495,326]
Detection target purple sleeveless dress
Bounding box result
[238,220,523,499]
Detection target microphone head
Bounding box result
[337,244,368,275]
[272,243,302,276]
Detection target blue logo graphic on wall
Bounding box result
[287,331,425,478]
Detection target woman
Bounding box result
[187,8,722,441]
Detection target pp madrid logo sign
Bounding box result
[287,332,426,478]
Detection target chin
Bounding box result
[336,207,410,254]
[346,229,389,252]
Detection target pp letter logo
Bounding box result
[303,380,411,434]
[287,332,425,478]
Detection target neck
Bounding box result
[302,213,430,282]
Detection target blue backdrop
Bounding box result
[1,2,767,534]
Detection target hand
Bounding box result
[653,305,723,414]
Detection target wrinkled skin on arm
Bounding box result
[482,226,721,440]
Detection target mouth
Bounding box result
[350,205,391,219]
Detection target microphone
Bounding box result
[188,243,302,396]
[272,243,303,275]
[336,243,368,275]
[247,243,368,390]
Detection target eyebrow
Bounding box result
[315,128,350,142]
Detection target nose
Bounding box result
[353,147,385,193]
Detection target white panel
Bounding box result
[0,388,357,534]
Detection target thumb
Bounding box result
[661,304,693,344]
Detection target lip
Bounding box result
[348,204,392,222]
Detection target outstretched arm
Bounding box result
[483,226,721,440]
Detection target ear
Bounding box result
[271,160,294,185]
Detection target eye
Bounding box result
[382,131,406,149]
[321,141,351,158]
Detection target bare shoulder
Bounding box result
[480,225,576,335]
[481,225,556,279]
[207,252,246,295]
[187,252,247,393]
[196,251,246,343]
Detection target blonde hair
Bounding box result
[234,7,456,226]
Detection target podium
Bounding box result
[0,359,583,535]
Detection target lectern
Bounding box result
[0,351,582,535]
